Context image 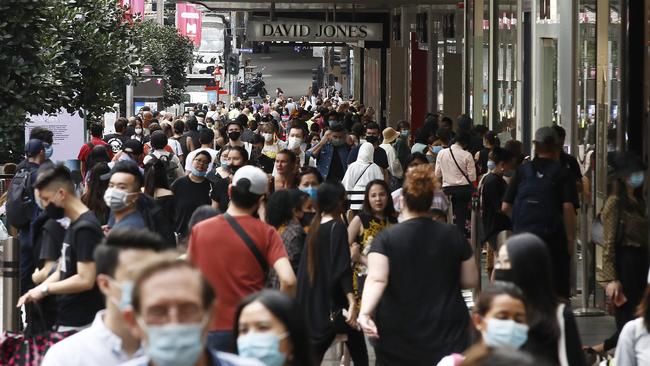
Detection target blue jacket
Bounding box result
[308,142,350,181]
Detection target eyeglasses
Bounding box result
[142,303,205,325]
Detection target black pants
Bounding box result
[312,328,369,366]
[443,185,473,237]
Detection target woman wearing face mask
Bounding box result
[478,148,516,279]
[265,189,309,287]
[235,290,314,366]
[131,120,145,143]
[436,281,529,365]
[171,151,216,240]
[494,233,586,366]
[347,180,396,309]
[297,167,322,228]
[261,124,283,160]
[210,146,249,213]
[81,162,111,226]
[586,151,649,356]
[296,182,364,365]
[475,131,500,176]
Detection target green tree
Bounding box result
[134,20,194,107]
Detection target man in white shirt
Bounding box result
[434,132,477,236]
[184,129,219,173]
[42,229,163,366]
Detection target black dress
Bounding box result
[296,220,367,365]
[171,176,213,238]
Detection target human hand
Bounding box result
[357,314,378,338]
[345,304,358,328]
[323,130,332,141]
[16,287,45,307]
[606,281,626,306]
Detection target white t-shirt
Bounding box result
[184,147,219,172]
[167,138,183,157]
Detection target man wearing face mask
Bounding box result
[102,161,146,230]
[226,120,253,158]
[121,257,263,366]
[17,164,104,330]
[307,123,350,182]
[41,229,163,366]
[189,166,296,353]
[281,122,307,167]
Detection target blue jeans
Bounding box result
[207,330,234,353]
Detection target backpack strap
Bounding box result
[223,213,268,274]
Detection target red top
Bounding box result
[188,215,288,331]
[143,142,174,156]
[77,137,113,176]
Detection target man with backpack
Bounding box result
[184,129,219,174]
[78,123,113,177]
[502,126,578,299]
[142,130,184,184]
[7,139,47,294]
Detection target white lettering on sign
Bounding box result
[181,12,200,19]
[186,23,197,34]
[247,21,382,42]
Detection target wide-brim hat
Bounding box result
[382,127,400,144]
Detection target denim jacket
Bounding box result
[307,142,350,181]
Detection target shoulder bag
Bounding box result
[224,213,268,275]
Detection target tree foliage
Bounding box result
[0,0,193,163]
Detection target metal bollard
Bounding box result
[2,236,21,332]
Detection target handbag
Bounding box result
[0,304,75,365]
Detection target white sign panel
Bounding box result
[25,109,86,163]
[247,21,383,42]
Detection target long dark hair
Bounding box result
[505,233,559,339]
[361,179,396,219]
[306,182,346,282]
[143,157,170,197]
[476,281,527,317]
[81,162,110,225]
[638,285,650,332]
[266,189,308,229]
[234,290,314,366]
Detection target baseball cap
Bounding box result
[533,126,560,146]
[122,139,144,156]
[231,166,269,195]
[100,160,143,182]
[25,139,44,157]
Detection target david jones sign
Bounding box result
[247,21,383,42]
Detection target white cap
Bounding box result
[232,166,269,195]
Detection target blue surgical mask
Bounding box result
[139,319,206,366]
[237,332,287,366]
[487,160,497,171]
[109,279,133,310]
[628,171,645,188]
[431,145,443,154]
[220,161,229,169]
[300,186,318,200]
[400,130,410,138]
[191,168,207,177]
[44,144,54,159]
[482,318,529,349]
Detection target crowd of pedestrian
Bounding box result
[1,94,649,366]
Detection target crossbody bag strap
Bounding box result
[449,147,472,185]
[224,213,268,274]
[353,163,372,188]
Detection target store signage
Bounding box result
[176,3,202,47]
[247,21,383,42]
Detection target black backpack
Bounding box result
[512,162,563,237]
[150,152,180,186]
[6,168,36,229]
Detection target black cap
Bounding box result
[100,160,143,184]
[25,139,44,157]
[122,139,144,155]
[533,126,560,147]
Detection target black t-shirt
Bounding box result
[347,145,389,169]
[103,133,129,154]
[480,173,511,247]
[180,131,201,156]
[171,176,213,238]
[57,211,104,327]
[369,218,473,365]
[327,147,345,182]
[209,174,230,213]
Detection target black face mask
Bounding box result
[365,136,379,144]
[300,212,316,227]
[493,268,515,283]
[228,131,241,141]
[45,202,65,220]
[229,164,241,174]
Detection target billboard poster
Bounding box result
[25,109,86,163]
[119,0,145,19]
[176,3,202,47]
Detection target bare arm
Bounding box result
[501,202,513,217]
[32,260,56,285]
[358,252,389,338]
[347,216,363,263]
[273,257,297,297]
[48,262,97,295]
[460,256,479,289]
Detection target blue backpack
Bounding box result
[512,162,563,237]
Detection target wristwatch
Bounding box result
[40,284,49,296]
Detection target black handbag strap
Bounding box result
[224,213,268,274]
[449,147,473,185]
[353,163,372,188]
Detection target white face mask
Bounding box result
[263,133,274,142]
[287,137,302,150]
[135,128,143,135]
